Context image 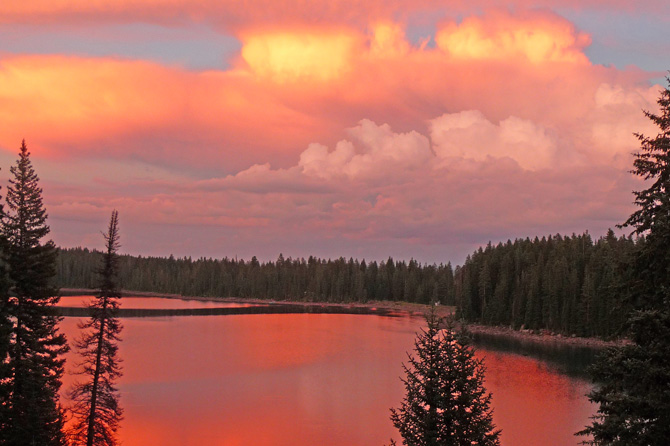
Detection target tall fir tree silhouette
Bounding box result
[0,140,68,446]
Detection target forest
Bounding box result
[455,230,637,338]
[56,229,639,339]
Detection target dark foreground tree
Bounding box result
[69,210,124,446]
[621,76,670,310]
[388,309,500,446]
[579,311,670,445]
[0,171,11,439]
[579,78,670,445]
[0,140,68,446]
[0,286,10,436]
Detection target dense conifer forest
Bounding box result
[56,229,639,339]
[56,250,457,305]
[456,230,636,338]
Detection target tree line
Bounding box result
[57,230,638,339]
[455,230,638,338]
[56,251,458,305]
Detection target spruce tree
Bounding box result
[69,210,124,446]
[0,140,68,446]
[619,77,670,310]
[388,308,500,446]
[579,78,670,444]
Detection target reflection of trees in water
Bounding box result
[471,332,599,379]
[57,304,414,318]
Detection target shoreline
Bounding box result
[465,324,629,349]
[60,288,628,349]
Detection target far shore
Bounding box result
[60,288,629,349]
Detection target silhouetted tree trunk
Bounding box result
[69,210,123,446]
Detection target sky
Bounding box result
[1,1,669,265]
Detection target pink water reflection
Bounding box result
[59,314,594,445]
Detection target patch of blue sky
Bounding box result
[405,23,437,49]
[403,8,472,49]
[1,22,241,71]
[405,7,668,86]
[558,9,670,83]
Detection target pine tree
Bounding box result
[0,140,68,446]
[580,78,670,445]
[69,210,124,446]
[388,308,500,446]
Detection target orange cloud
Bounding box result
[0,54,332,168]
[436,11,591,64]
[240,28,361,83]
[369,22,410,58]
[0,55,181,148]
[0,10,654,170]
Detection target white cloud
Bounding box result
[298,119,432,179]
[430,110,556,170]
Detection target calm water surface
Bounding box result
[59,311,595,446]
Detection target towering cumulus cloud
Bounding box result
[436,11,591,63]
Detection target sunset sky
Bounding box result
[1,1,669,264]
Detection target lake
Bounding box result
[59,298,596,445]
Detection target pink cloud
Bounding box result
[2,8,664,262]
[299,120,432,180]
[2,11,655,172]
[44,86,653,262]
[430,111,557,170]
